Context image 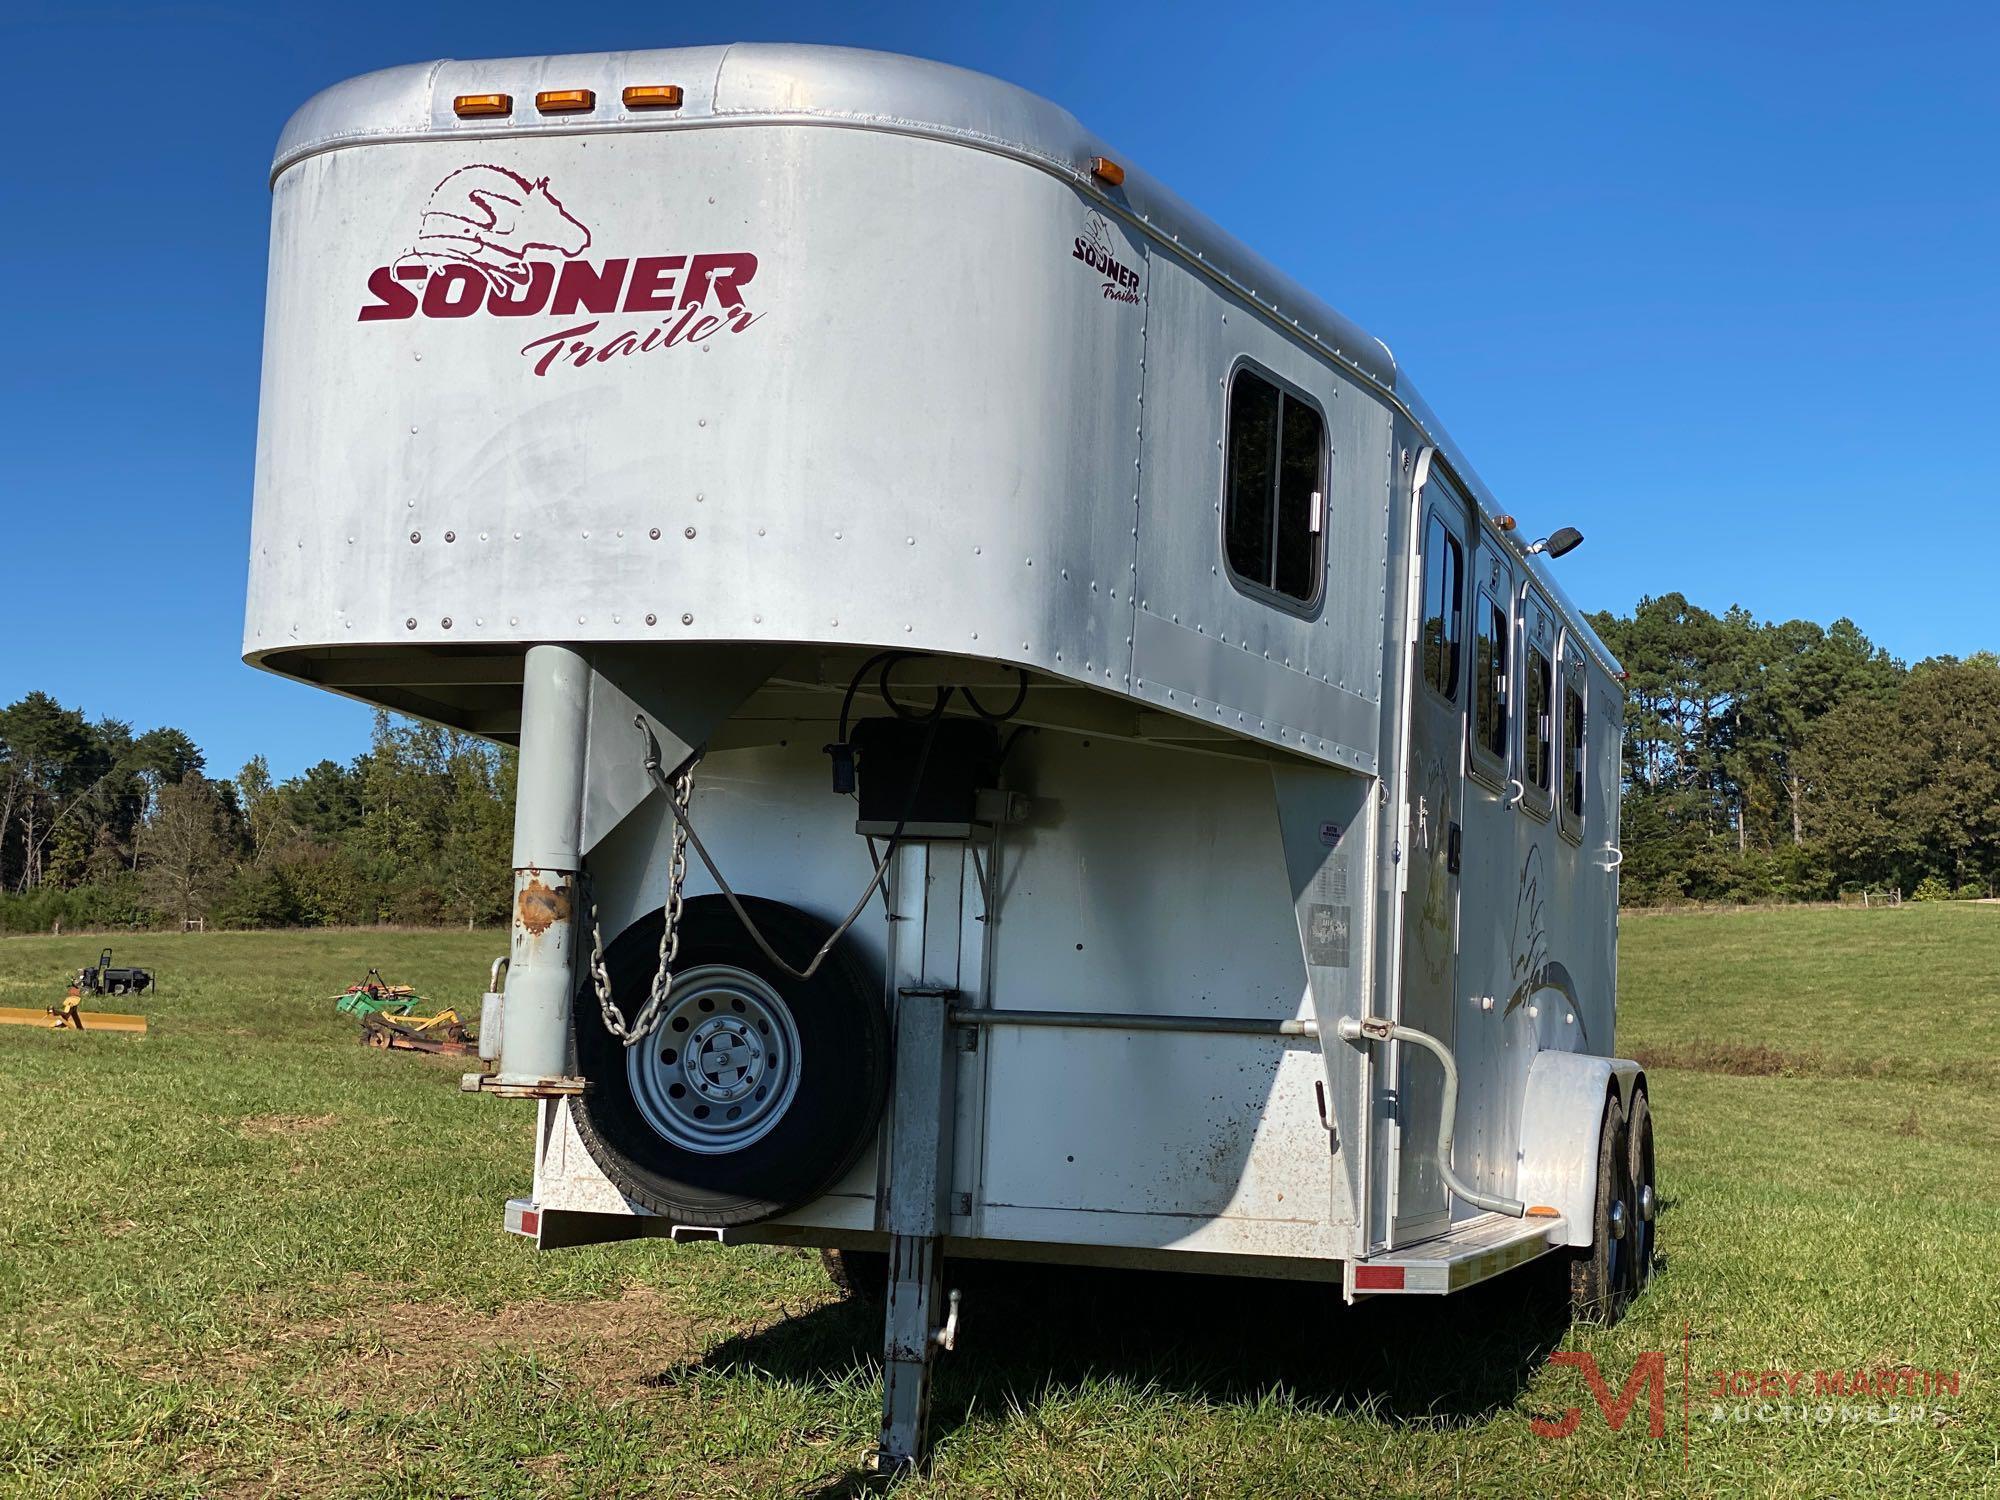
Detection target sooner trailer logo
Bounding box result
[1073,209,1141,305]
[356,164,764,376]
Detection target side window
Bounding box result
[1223,366,1325,606]
[1472,588,1508,763]
[1419,514,1463,700]
[1523,638,1553,811]
[1561,663,1587,835]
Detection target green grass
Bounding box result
[2,911,1996,1496]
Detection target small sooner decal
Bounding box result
[355,164,765,376]
[1072,209,1142,305]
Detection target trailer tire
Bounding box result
[1626,1089,1657,1296]
[571,895,888,1228]
[1569,1093,1633,1323]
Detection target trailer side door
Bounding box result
[1390,468,1472,1243]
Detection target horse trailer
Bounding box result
[248,43,1655,1470]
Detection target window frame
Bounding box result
[1217,358,1329,616]
[1518,587,1556,820]
[1466,540,1512,789]
[1556,633,1587,843]
[1417,509,1465,705]
[1468,606,1509,786]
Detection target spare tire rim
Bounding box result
[627,965,803,1155]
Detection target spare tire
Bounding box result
[571,894,888,1227]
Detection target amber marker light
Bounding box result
[536,88,596,114]
[624,84,685,109]
[453,93,512,118]
[1089,155,1126,187]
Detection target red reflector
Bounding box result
[519,1209,540,1235]
[1354,1264,1405,1290]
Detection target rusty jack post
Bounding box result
[470,644,590,1097]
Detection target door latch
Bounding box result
[1447,822,1462,876]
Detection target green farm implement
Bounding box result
[333,969,474,1055]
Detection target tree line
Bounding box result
[4,595,1993,929]
[0,695,512,934]
[1589,595,1999,904]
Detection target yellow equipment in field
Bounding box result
[0,987,149,1034]
[358,1006,475,1054]
[335,967,477,1054]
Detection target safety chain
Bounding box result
[587,755,697,1047]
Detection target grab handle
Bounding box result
[1337,1016,1525,1218]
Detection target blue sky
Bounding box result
[3,1,1993,779]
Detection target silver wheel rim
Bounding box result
[627,964,802,1155]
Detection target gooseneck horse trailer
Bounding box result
[249,44,1655,1471]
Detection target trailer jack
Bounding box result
[862,833,983,1474]
[1336,1016,1524,1219]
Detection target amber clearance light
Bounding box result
[536,88,596,114]
[452,93,512,118]
[623,84,685,109]
[1089,155,1126,187]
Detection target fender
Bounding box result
[1517,1050,1644,1248]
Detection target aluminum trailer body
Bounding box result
[249,43,1653,1469]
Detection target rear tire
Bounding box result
[1569,1093,1633,1323]
[571,894,889,1228]
[1627,1089,1657,1297]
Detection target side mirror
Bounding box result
[1545,526,1584,558]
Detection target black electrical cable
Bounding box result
[838,651,1029,738]
[997,724,1035,769]
[700,648,1040,976]
[960,667,1031,722]
[836,649,910,746]
[637,692,950,983]
[876,654,936,721]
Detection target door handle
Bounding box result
[1501,778,1524,809]
[1447,822,1462,876]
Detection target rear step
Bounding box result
[1345,1211,1566,1299]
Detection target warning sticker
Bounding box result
[1307,903,1351,968]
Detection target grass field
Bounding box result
[2,908,1996,1497]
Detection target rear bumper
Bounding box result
[1344,1211,1567,1299]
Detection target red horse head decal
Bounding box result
[398,164,592,292]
